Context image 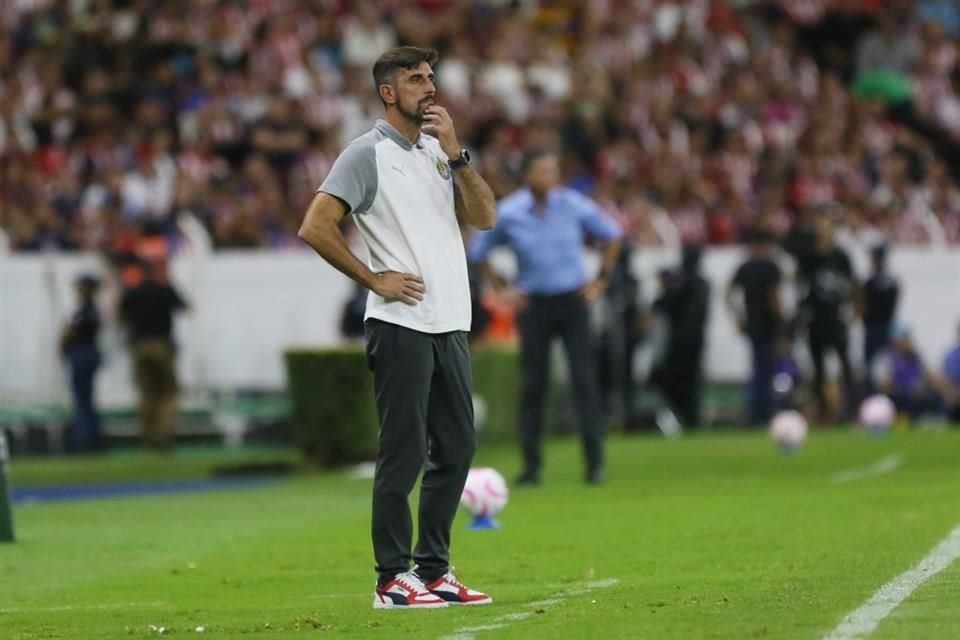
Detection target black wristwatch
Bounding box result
[448,148,471,170]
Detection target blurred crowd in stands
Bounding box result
[4,0,960,257]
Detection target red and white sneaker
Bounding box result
[373,571,449,609]
[424,571,493,605]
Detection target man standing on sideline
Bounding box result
[726,229,783,426]
[297,47,496,609]
[60,274,103,452]
[596,244,641,427]
[118,261,187,451]
[650,245,710,428]
[797,212,858,419]
[861,243,899,391]
[469,149,622,486]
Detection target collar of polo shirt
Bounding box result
[375,119,423,151]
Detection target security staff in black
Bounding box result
[119,262,188,450]
[61,274,103,451]
[596,244,642,427]
[797,213,858,419]
[861,243,899,391]
[726,228,783,426]
[651,245,710,428]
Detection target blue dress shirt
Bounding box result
[469,187,623,295]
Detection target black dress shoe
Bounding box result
[586,469,605,485]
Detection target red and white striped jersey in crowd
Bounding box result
[718,152,758,201]
[791,173,836,209]
[760,206,794,238]
[585,31,648,77]
[763,101,807,151]
[670,203,708,246]
[858,117,896,158]
[911,71,953,118]
[290,150,336,192]
[300,93,347,132]
[780,0,827,24]
[178,149,229,184]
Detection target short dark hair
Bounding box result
[76,274,100,291]
[870,242,889,260]
[372,46,439,92]
[682,243,703,271]
[520,148,557,176]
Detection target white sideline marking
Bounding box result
[454,623,507,633]
[823,523,960,640]
[524,598,562,607]
[438,578,618,640]
[585,578,620,588]
[0,601,166,614]
[494,612,533,623]
[564,578,620,596]
[832,455,904,484]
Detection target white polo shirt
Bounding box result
[318,119,471,334]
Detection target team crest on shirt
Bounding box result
[436,158,451,180]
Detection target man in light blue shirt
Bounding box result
[469,149,622,485]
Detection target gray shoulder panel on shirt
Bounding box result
[317,129,383,214]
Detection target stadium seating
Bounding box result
[2,1,960,255]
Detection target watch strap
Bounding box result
[449,149,470,170]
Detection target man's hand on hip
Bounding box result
[499,286,528,312]
[579,277,608,302]
[374,272,425,306]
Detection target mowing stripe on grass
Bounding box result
[438,578,618,640]
[823,523,960,640]
[831,455,904,484]
[305,593,367,600]
[0,601,167,614]
[11,478,271,503]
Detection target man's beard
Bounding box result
[398,98,432,125]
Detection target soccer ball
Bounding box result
[460,467,509,519]
[769,410,808,452]
[859,394,895,435]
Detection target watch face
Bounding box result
[450,149,470,169]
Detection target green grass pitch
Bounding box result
[2,428,959,639]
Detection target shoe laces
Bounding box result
[440,569,466,589]
[393,570,429,594]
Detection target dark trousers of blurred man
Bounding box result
[863,323,891,391]
[66,344,102,451]
[133,339,178,450]
[747,336,775,425]
[517,293,604,484]
[652,338,705,428]
[808,325,856,418]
